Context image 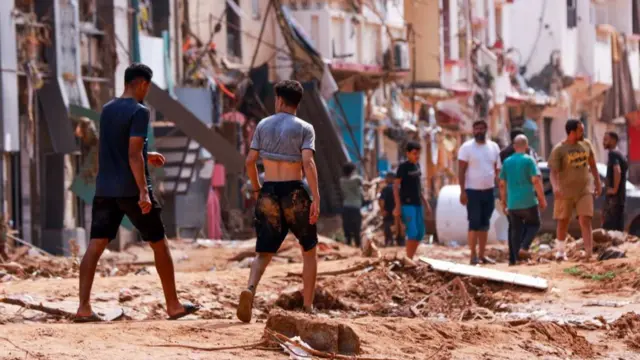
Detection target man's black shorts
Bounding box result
[254,181,318,253]
[90,191,165,242]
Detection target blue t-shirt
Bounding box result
[95,98,151,197]
[499,153,539,210]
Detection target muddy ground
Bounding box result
[1,234,640,359]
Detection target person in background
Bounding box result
[340,162,363,248]
[393,142,432,259]
[500,129,540,164]
[379,172,403,247]
[458,120,501,265]
[602,131,628,231]
[499,128,541,261]
[548,119,601,261]
[499,135,547,266]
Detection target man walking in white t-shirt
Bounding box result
[458,120,501,265]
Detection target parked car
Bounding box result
[538,162,640,237]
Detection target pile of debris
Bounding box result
[277,256,538,320]
[532,229,638,263]
[609,312,640,349]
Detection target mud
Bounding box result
[610,312,640,349]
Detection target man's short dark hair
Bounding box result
[124,63,153,84]
[385,172,395,179]
[342,162,356,177]
[473,120,488,129]
[565,119,581,135]
[274,80,304,107]
[406,141,421,152]
[605,131,619,143]
[510,128,524,142]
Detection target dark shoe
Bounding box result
[236,289,254,323]
[470,256,479,265]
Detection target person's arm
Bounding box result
[607,152,622,195]
[457,143,469,196]
[548,147,562,198]
[529,158,547,209]
[128,108,151,213]
[498,166,507,209]
[245,150,261,194]
[302,149,320,223]
[393,166,403,217]
[301,125,320,224]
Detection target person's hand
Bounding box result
[539,198,547,211]
[252,189,260,201]
[309,200,320,225]
[393,206,401,218]
[138,191,152,214]
[459,191,468,206]
[594,180,602,197]
[147,152,166,167]
[606,187,615,196]
[381,210,388,218]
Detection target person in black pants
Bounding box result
[379,172,404,246]
[602,131,628,231]
[499,129,540,260]
[340,163,364,247]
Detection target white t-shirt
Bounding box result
[457,139,501,190]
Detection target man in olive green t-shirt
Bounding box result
[548,119,601,261]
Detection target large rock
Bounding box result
[264,309,361,355]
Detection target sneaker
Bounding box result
[470,256,480,265]
[236,289,254,323]
[480,257,496,265]
[555,251,568,262]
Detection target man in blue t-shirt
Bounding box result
[75,63,198,322]
[499,135,547,265]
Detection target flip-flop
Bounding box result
[167,303,200,320]
[236,289,254,323]
[73,312,104,323]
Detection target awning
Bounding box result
[436,99,474,133]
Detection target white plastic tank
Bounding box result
[435,185,509,246]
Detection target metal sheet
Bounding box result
[0,0,20,152]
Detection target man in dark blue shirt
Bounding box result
[75,63,198,322]
[378,172,404,247]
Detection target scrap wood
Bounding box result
[287,259,382,277]
[410,277,474,317]
[0,297,75,318]
[7,233,52,257]
[264,329,399,360]
[419,257,548,290]
[146,339,269,351]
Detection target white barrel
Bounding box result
[435,185,509,246]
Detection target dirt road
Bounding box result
[1,238,640,359]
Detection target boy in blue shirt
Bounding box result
[499,135,547,265]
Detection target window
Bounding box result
[633,0,640,34]
[567,0,577,28]
[252,0,260,20]
[226,0,242,60]
[442,0,451,61]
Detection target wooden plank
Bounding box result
[418,257,548,290]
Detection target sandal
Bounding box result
[167,303,200,320]
[73,312,103,323]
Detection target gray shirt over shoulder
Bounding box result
[250,112,315,162]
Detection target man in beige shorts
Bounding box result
[548,119,601,261]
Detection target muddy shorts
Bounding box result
[254,181,318,253]
[553,193,593,220]
[90,191,165,242]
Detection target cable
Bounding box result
[521,0,547,71]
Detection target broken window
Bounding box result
[566,0,577,28]
[226,0,242,61]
